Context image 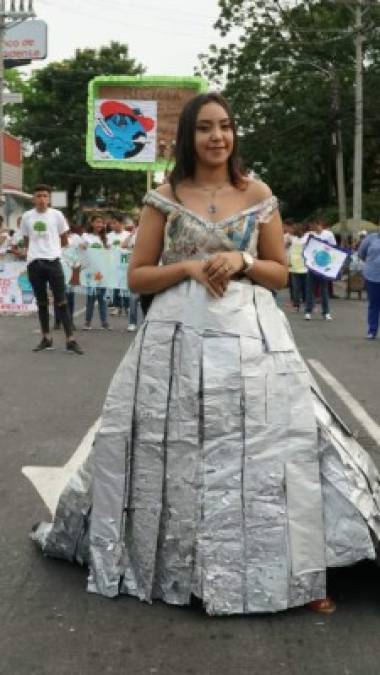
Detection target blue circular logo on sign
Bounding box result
[314,249,332,268]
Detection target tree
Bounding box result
[197,0,380,221]
[6,42,147,217]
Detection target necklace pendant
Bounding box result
[208,204,217,214]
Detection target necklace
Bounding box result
[193,181,230,215]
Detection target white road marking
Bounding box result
[22,418,100,515]
[308,359,380,445]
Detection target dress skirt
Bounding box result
[32,280,380,615]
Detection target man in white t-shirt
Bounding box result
[21,184,83,354]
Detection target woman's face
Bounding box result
[92,217,104,233]
[194,102,234,168]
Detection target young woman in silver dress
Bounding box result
[33,93,380,616]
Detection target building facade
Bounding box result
[1,132,32,230]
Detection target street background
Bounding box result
[1,289,380,675]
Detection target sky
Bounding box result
[30,0,223,76]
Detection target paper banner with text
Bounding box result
[62,246,131,292]
[0,261,37,313]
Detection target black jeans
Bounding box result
[291,273,307,308]
[27,258,72,337]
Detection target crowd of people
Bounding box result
[2,191,379,344]
[1,187,379,343]
[283,217,336,320]
[282,217,380,338]
[0,194,142,352]
[57,210,141,333]
[30,92,380,619]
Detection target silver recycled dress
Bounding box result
[32,190,380,615]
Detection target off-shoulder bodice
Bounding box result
[143,190,278,265]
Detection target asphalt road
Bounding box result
[1,290,380,675]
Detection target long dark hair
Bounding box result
[88,215,107,247]
[169,92,246,197]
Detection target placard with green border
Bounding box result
[87,75,208,172]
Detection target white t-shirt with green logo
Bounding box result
[107,230,129,248]
[20,207,69,263]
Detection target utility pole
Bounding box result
[331,70,348,234]
[0,1,35,213]
[329,0,377,233]
[352,0,363,230]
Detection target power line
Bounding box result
[39,0,219,24]
[37,0,219,39]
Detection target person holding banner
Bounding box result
[125,209,140,331]
[65,223,83,330]
[304,220,336,321]
[10,217,27,261]
[289,223,308,311]
[108,212,130,317]
[21,184,83,355]
[82,215,111,330]
[32,93,380,617]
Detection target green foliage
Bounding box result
[198,0,380,220]
[6,42,147,216]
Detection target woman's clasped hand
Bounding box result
[185,251,244,298]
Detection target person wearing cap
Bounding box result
[358,230,380,339]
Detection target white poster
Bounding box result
[303,235,348,280]
[93,99,157,163]
[0,261,37,313]
[61,246,131,291]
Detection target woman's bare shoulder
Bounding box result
[243,178,273,205]
[155,182,174,200]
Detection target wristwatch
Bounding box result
[241,251,255,274]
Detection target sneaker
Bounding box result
[127,323,137,332]
[100,323,112,330]
[33,337,54,352]
[82,323,92,330]
[324,313,333,321]
[366,332,376,340]
[110,307,122,316]
[66,339,84,355]
[304,313,311,321]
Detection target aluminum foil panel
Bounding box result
[31,280,379,614]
